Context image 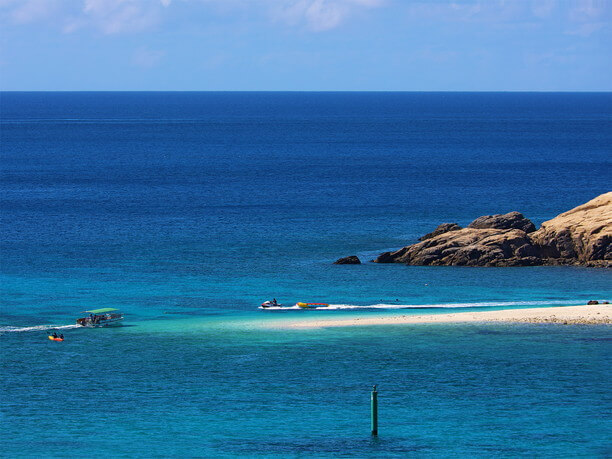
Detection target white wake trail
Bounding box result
[259,300,584,311]
[0,324,81,333]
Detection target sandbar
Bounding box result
[280,304,611,329]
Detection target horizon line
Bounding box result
[2,90,611,93]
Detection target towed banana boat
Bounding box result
[297,302,329,309]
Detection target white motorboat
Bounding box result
[77,308,124,327]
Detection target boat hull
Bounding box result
[76,316,124,327]
[261,301,282,308]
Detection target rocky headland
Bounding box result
[343,192,611,268]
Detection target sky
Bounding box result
[0,0,610,91]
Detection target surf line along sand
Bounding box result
[275,304,612,329]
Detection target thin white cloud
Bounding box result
[81,0,164,34]
[2,0,608,36]
[1,0,384,34]
[565,20,606,36]
[404,0,537,24]
[272,0,384,31]
[403,0,610,37]
[531,0,557,18]
[568,0,608,21]
[132,46,166,68]
[1,0,169,34]
[3,0,62,24]
[566,0,610,36]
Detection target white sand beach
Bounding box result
[282,304,612,329]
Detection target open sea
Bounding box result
[1,92,611,457]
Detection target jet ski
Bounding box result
[261,300,281,308]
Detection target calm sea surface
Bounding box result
[1,92,611,457]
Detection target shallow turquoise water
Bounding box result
[2,316,611,457]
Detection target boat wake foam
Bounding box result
[259,300,583,311]
[0,324,81,333]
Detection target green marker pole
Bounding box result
[371,385,378,436]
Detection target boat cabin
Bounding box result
[77,308,124,327]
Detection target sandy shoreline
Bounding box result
[281,304,612,329]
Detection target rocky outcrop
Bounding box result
[529,192,612,267]
[419,223,461,241]
[334,255,361,265]
[468,211,536,233]
[368,192,611,267]
[374,228,540,267]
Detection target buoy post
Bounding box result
[371,384,378,436]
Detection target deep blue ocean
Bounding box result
[1,92,611,457]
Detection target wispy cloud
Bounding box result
[1,0,170,34]
[531,0,557,19]
[568,0,608,21]
[271,0,384,31]
[132,46,166,68]
[1,0,608,37]
[566,0,610,36]
[1,0,62,24]
[1,0,384,34]
[565,20,606,36]
[401,0,610,38]
[74,0,166,34]
[403,0,544,24]
[403,0,609,29]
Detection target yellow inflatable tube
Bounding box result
[297,302,329,308]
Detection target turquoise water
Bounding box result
[2,319,611,457]
[1,92,611,456]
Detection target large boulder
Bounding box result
[468,211,536,233]
[419,223,462,241]
[530,192,611,266]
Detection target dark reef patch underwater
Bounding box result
[1,92,611,457]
